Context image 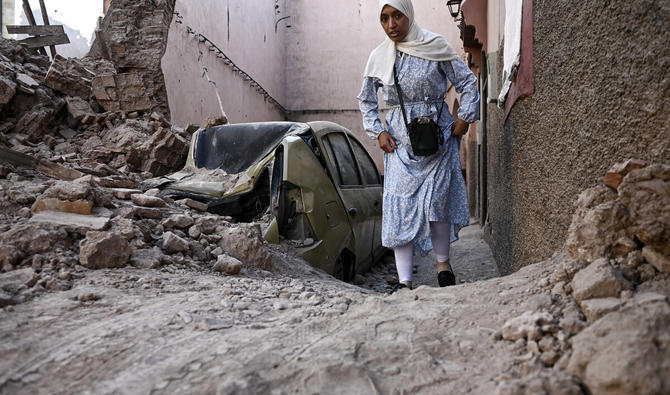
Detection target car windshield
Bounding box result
[193,122,311,173]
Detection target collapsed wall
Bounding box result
[89,0,176,119]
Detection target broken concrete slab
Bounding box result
[29,211,110,231]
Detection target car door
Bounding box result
[347,137,384,262]
[318,130,381,272]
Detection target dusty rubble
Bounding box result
[1,34,669,394]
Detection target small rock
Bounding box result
[183,198,208,212]
[571,258,631,303]
[501,311,554,341]
[642,246,670,275]
[131,193,166,208]
[79,231,131,269]
[213,255,243,275]
[579,297,623,323]
[163,214,194,229]
[162,232,190,253]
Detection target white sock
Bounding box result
[430,221,451,263]
[394,243,414,283]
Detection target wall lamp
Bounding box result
[447,0,463,18]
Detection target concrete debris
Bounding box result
[65,96,95,121]
[603,158,649,190]
[44,55,95,99]
[213,254,243,275]
[571,258,631,303]
[79,231,131,269]
[29,211,110,231]
[92,73,152,113]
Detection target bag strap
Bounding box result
[393,64,410,130]
[394,64,446,129]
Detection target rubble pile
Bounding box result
[497,160,670,394]
[89,0,176,118]
[0,38,272,307]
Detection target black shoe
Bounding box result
[389,283,410,294]
[438,270,455,287]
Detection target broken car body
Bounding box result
[160,121,385,280]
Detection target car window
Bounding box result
[349,138,381,185]
[323,133,362,186]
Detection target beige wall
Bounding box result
[163,0,465,168]
[284,0,464,167]
[162,0,287,126]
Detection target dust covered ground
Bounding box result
[1,232,561,395]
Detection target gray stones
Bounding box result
[29,211,110,231]
[79,231,131,269]
[579,297,623,323]
[65,96,95,121]
[567,300,670,394]
[130,193,166,208]
[44,55,95,98]
[218,225,272,271]
[642,246,670,275]
[501,311,555,342]
[129,247,164,269]
[161,231,190,253]
[213,255,243,275]
[162,214,194,229]
[618,164,670,256]
[571,258,631,303]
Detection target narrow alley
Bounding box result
[0,1,668,394]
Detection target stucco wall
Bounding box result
[484,0,670,273]
[162,0,287,126]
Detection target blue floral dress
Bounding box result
[357,51,480,255]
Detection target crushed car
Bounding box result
[157,121,385,281]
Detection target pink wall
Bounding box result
[162,0,465,168]
[163,0,287,126]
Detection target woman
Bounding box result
[357,0,480,291]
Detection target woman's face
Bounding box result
[380,5,410,42]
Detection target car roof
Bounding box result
[193,121,310,173]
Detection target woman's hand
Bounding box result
[377,131,397,153]
[451,119,469,137]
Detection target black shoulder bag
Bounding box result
[393,64,445,156]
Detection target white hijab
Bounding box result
[363,0,460,86]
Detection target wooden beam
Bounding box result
[0,146,84,181]
[18,33,70,49]
[38,0,58,58]
[21,0,48,56]
[6,25,64,35]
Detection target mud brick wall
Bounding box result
[90,0,176,119]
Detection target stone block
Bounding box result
[15,107,55,143]
[130,193,166,208]
[44,55,95,99]
[0,75,17,106]
[218,225,273,271]
[572,258,631,303]
[162,214,194,229]
[29,211,110,231]
[79,231,131,269]
[65,96,94,121]
[31,198,94,215]
[579,297,623,323]
[567,300,670,394]
[213,254,243,275]
[162,231,190,253]
[618,164,670,256]
[92,72,151,113]
[642,246,670,275]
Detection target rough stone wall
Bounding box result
[484,0,670,273]
[90,0,176,119]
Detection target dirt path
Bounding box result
[0,235,568,395]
